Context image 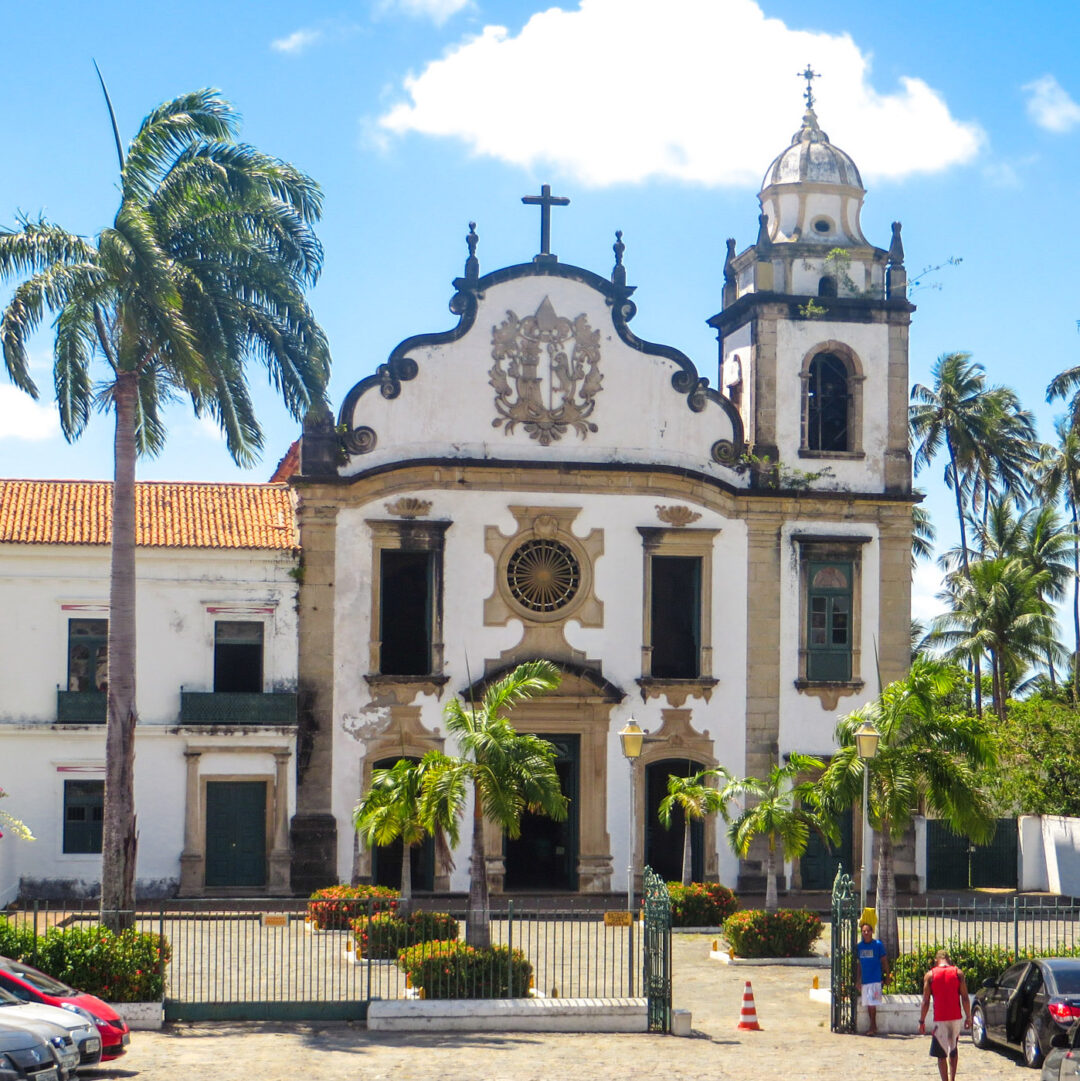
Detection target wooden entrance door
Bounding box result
[205,781,267,888]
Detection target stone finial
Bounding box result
[464,221,479,283]
[888,221,905,267]
[611,230,626,288]
[723,238,737,284]
[756,213,772,252]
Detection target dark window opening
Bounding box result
[818,275,837,297]
[806,352,849,452]
[380,551,433,675]
[650,556,701,679]
[214,621,264,693]
[63,780,103,854]
[813,218,831,234]
[807,561,852,681]
[68,619,108,692]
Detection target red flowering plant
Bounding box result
[666,882,739,927]
[352,911,459,960]
[722,909,822,958]
[396,940,532,999]
[307,884,399,930]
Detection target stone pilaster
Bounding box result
[179,749,203,896]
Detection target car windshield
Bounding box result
[0,958,74,995]
[0,987,26,1006]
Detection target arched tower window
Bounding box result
[805,352,849,452]
[818,275,837,297]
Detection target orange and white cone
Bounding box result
[737,979,762,1030]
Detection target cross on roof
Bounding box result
[522,184,570,258]
[798,64,820,111]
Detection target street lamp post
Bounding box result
[618,719,645,996]
[854,720,880,914]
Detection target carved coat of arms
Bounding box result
[489,296,602,445]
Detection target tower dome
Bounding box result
[759,106,868,247]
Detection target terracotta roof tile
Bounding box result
[0,480,299,550]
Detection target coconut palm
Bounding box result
[821,660,996,956]
[0,88,329,928]
[1033,425,1080,702]
[353,756,455,915]
[421,660,566,947]
[722,754,830,912]
[911,504,936,569]
[657,768,731,886]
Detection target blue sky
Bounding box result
[3,0,1080,623]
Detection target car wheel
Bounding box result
[1023,1022,1043,1069]
[971,1005,989,1049]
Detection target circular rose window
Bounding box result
[506,539,581,614]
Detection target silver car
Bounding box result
[0,1023,63,1081]
[0,1017,77,1081]
[1042,1020,1080,1081]
[0,990,98,1072]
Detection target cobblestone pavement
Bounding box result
[77,934,1029,1081]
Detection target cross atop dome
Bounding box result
[798,64,820,112]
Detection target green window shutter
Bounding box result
[807,561,852,681]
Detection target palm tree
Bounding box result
[0,88,329,928]
[821,660,996,956]
[1033,425,1080,702]
[353,757,455,915]
[910,353,1036,714]
[911,503,936,569]
[722,754,829,912]
[657,768,730,886]
[421,660,566,947]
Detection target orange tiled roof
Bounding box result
[0,479,299,550]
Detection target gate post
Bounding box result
[830,865,858,1033]
[642,866,672,1033]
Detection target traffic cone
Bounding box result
[737,980,762,1030]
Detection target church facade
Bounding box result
[288,101,915,897]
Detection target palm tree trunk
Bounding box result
[948,439,982,716]
[466,792,490,948]
[876,828,898,958]
[681,815,693,886]
[100,371,139,933]
[764,841,778,913]
[1072,501,1080,704]
[398,840,413,919]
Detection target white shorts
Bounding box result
[933,1019,963,1056]
[861,982,883,1007]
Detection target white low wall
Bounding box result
[1018,815,1080,895]
[115,1001,164,1031]
[366,997,647,1033]
[855,994,974,1035]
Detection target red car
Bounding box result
[0,955,130,1060]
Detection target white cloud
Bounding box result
[271,27,324,54]
[379,0,983,187]
[1022,74,1080,133]
[0,385,60,441]
[911,560,947,627]
[378,0,470,24]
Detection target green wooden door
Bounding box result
[800,807,853,890]
[205,781,267,888]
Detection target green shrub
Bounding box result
[396,940,532,999]
[722,909,823,957]
[0,918,37,960]
[666,882,739,927]
[888,939,1080,994]
[352,911,459,960]
[4,924,170,1002]
[307,884,399,930]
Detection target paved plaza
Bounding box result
[73,933,1029,1080]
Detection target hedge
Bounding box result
[352,911,459,960]
[0,918,170,1002]
[666,882,739,927]
[722,908,823,957]
[888,939,1080,995]
[307,884,399,930]
[396,940,533,999]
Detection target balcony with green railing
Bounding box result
[56,690,107,724]
[179,690,297,726]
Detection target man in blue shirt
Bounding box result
[855,921,890,1035]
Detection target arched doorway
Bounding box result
[369,756,436,894]
[645,758,706,883]
[504,734,580,891]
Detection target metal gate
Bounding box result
[642,865,672,1034]
[926,818,1018,890]
[830,865,857,1033]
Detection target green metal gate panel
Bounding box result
[830,866,857,1033]
[926,818,1018,891]
[205,782,267,888]
[642,865,672,1034]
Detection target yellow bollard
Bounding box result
[406,973,412,989]
[812,975,819,990]
[346,938,353,953]
[712,939,719,952]
[551,985,560,998]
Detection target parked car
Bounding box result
[0,958,129,1060]
[0,1023,65,1081]
[0,988,99,1071]
[972,958,1080,1068]
[1042,1019,1080,1081]
[0,1015,77,1080]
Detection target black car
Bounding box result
[973,958,1080,1068]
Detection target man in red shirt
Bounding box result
[919,949,972,1081]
